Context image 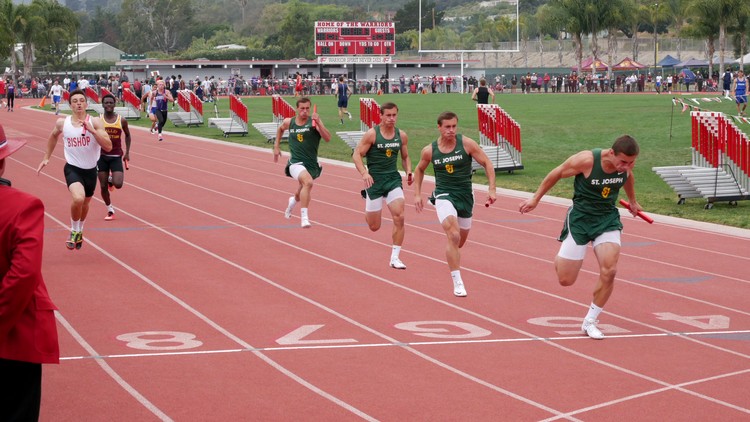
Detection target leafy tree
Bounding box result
[685,0,719,77]
[277,0,314,59]
[710,0,743,76]
[119,0,194,54]
[537,3,568,66]
[81,6,121,47]
[548,0,586,74]
[0,0,30,84]
[666,0,689,60]
[730,2,749,67]
[394,0,444,33]
[30,0,80,75]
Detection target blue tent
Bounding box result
[658,55,681,67]
[680,68,696,83]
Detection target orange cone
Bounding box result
[39,96,46,108]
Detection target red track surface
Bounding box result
[4,98,750,421]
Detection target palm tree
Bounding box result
[601,0,633,80]
[0,0,30,85]
[536,4,567,67]
[666,0,689,60]
[712,0,742,77]
[730,1,749,71]
[549,0,587,74]
[686,0,720,79]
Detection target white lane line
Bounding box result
[60,329,750,361]
[54,311,174,422]
[20,142,749,418]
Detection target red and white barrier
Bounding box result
[476,104,523,171]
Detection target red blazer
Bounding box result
[0,185,59,364]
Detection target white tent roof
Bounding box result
[736,52,750,64]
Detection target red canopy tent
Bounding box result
[613,57,646,71]
[572,57,609,72]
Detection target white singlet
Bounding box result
[62,115,100,169]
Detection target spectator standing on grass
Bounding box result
[723,69,733,97]
[471,78,494,104]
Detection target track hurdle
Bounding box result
[116,89,142,120]
[208,95,248,137]
[253,95,294,142]
[335,98,376,150]
[84,87,104,113]
[58,91,72,111]
[168,90,202,127]
[653,111,749,208]
[473,104,524,173]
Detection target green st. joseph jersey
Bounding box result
[432,134,473,196]
[572,148,627,215]
[365,125,402,177]
[288,117,321,167]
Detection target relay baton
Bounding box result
[485,197,496,208]
[124,158,129,170]
[312,105,317,128]
[619,199,653,224]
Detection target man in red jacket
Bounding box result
[0,123,60,420]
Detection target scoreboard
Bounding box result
[315,21,395,56]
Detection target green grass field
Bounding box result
[69,91,750,228]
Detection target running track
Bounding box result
[4,98,750,421]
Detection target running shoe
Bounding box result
[582,318,604,340]
[284,196,295,219]
[150,128,155,134]
[300,217,311,228]
[390,258,406,270]
[347,111,352,120]
[158,134,164,142]
[105,205,115,221]
[453,279,467,297]
[75,232,84,250]
[65,231,78,250]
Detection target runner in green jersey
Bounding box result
[352,102,412,269]
[413,111,497,297]
[519,135,643,339]
[273,97,331,228]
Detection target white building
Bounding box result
[11,42,124,63]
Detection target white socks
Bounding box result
[391,245,401,261]
[450,270,462,283]
[585,303,603,321]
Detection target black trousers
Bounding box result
[0,358,42,422]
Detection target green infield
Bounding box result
[50,91,750,228]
